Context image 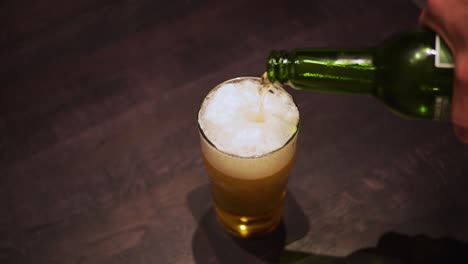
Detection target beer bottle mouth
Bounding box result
[197,76,300,160]
[267,51,290,84]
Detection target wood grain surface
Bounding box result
[1,0,467,263]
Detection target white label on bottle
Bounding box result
[435,35,454,68]
[434,96,451,121]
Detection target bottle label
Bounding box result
[435,35,454,68]
[434,96,451,121]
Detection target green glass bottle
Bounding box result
[266,29,454,120]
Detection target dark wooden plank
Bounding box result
[0,0,115,45]
[1,0,467,263]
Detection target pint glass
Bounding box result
[198,77,299,237]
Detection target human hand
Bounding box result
[419,0,468,143]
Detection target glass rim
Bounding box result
[197,76,300,159]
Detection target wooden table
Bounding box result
[1,0,467,263]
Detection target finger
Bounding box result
[418,8,457,57]
[418,9,442,35]
[418,9,430,27]
[452,54,468,144]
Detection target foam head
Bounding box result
[198,77,299,158]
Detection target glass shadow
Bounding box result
[187,184,309,263]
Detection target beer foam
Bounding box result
[198,78,299,157]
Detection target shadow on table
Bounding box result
[187,184,310,263]
[281,231,468,264]
[187,185,468,263]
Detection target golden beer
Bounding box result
[198,77,299,237]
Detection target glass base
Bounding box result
[214,205,282,238]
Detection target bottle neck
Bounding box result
[267,49,377,95]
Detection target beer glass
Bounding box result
[197,77,299,237]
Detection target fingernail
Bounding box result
[454,125,468,144]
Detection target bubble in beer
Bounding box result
[198,78,299,157]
